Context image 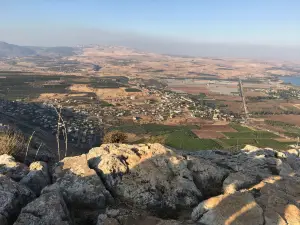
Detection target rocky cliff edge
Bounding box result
[1,143,300,225]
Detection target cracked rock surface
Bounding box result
[0,143,299,225]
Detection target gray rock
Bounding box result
[14,192,72,225]
[87,144,202,213]
[191,192,264,225]
[106,209,120,218]
[253,176,300,225]
[0,216,8,225]
[20,161,51,195]
[42,154,113,209]
[187,156,229,197]
[0,154,29,181]
[223,172,259,194]
[97,214,108,225]
[0,174,35,224]
[97,214,120,225]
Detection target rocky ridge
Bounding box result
[1,143,300,225]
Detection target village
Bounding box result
[0,84,237,147]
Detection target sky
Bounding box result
[1,0,300,60]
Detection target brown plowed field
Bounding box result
[192,124,237,139]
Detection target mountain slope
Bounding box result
[0,41,77,57]
[0,41,36,57]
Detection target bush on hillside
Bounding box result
[103,131,128,144]
[0,128,26,155]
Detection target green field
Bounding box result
[111,123,296,151]
[165,131,222,150]
[265,120,300,138]
[218,123,293,150]
[223,131,279,139]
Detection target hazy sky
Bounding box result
[1,0,300,59]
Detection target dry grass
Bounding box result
[0,128,26,155]
[103,131,128,144]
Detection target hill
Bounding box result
[0,41,76,57]
[0,41,36,57]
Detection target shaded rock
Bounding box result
[97,214,119,225]
[0,215,8,225]
[42,154,113,209]
[193,149,277,179]
[264,208,287,225]
[20,161,51,195]
[0,174,35,224]
[252,176,300,225]
[115,211,185,225]
[14,192,72,225]
[103,218,119,225]
[274,159,294,176]
[187,156,229,197]
[223,172,259,194]
[97,214,108,225]
[0,154,29,181]
[106,209,120,218]
[191,192,264,225]
[285,153,300,172]
[70,208,99,225]
[87,144,202,214]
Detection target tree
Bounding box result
[103,131,128,144]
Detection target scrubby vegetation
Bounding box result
[125,88,142,92]
[103,130,128,144]
[0,128,26,155]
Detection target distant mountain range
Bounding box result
[0,41,76,57]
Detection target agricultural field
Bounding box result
[0,72,130,102]
[264,120,300,138]
[111,123,296,151]
[265,115,300,127]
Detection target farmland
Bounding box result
[110,123,296,151]
[0,72,130,102]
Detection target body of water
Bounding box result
[280,76,300,86]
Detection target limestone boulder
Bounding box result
[223,172,259,194]
[14,192,72,225]
[0,175,35,224]
[252,176,300,225]
[87,144,202,213]
[191,191,264,225]
[20,161,51,195]
[42,154,113,209]
[187,156,229,197]
[0,154,29,181]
